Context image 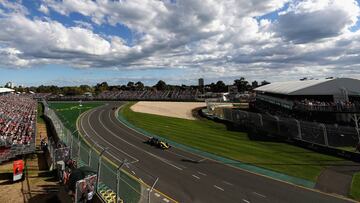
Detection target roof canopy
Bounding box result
[0,87,15,94]
[254,78,360,96]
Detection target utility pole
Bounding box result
[351,114,360,145]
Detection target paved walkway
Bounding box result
[0,122,72,203]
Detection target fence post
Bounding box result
[294,119,302,140]
[257,113,263,126]
[273,116,280,134]
[320,124,329,146]
[88,148,92,166]
[116,159,127,203]
[96,147,108,193]
[148,177,159,203]
[77,141,81,163]
[70,135,73,157]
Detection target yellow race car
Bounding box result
[146,137,171,150]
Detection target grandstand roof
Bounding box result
[0,87,14,94]
[254,78,360,96]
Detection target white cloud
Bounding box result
[0,0,360,82]
[38,4,49,14]
[275,0,360,43]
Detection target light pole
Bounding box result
[96,147,109,193]
[116,159,128,203]
[351,114,360,145]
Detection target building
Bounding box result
[253,78,360,123]
[5,82,15,89]
[198,78,204,87]
[0,87,15,96]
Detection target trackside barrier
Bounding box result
[42,101,161,203]
[210,108,360,162]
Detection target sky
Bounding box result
[0,0,360,87]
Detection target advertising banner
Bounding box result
[75,174,97,203]
[13,159,24,181]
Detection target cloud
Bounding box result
[0,0,360,83]
[38,4,49,14]
[275,0,360,43]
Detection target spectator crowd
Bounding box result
[39,89,200,101]
[0,94,37,147]
[294,99,360,112]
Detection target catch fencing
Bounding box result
[219,108,359,148]
[43,101,160,203]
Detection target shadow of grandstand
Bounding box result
[179,156,360,167]
[181,158,200,164]
[199,161,360,167]
[27,184,63,203]
[0,175,13,185]
[0,172,12,181]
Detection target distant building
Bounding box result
[5,82,14,88]
[0,87,15,96]
[198,78,204,87]
[253,77,360,123]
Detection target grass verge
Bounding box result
[37,103,45,124]
[350,172,360,201]
[121,102,345,182]
[49,102,141,203]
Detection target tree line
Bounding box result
[11,78,270,95]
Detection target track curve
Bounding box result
[78,102,354,203]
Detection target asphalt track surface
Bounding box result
[78,102,355,203]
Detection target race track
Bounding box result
[78,102,354,203]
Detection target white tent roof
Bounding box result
[254,78,360,96]
[0,87,15,94]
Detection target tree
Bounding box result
[154,80,167,91]
[210,80,227,92]
[80,85,92,93]
[95,82,109,93]
[251,81,259,88]
[233,77,249,92]
[135,81,144,90]
[260,80,270,86]
[127,81,135,90]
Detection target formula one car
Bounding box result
[146,137,171,149]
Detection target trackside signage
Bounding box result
[13,159,24,182]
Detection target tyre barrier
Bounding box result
[99,189,123,203]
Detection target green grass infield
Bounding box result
[121,102,346,182]
[351,172,360,201]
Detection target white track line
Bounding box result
[99,110,183,171]
[242,199,250,203]
[197,171,207,176]
[82,109,139,163]
[155,193,161,197]
[213,185,224,191]
[163,198,170,202]
[222,181,233,186]
[252,192,266,198]
[192,175,200,180]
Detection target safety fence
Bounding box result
[43,101,160,203]
[214,108,360,148]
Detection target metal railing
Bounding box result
[216,108,360,148]
[43,101,161,203]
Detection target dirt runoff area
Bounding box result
[131,101,206,120]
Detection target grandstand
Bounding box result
[0,87,15,96]
[44,89,200,101]
[0,94,37,163]
[253,78,360,124]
